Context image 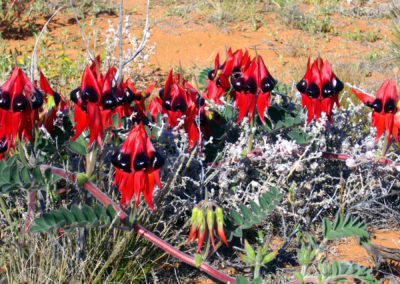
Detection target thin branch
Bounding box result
[30,5,64,81]
[70,0,94,61]
[115,0,151,87]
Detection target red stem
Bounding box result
[38,165,236,284]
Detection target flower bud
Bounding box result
[207,209,216,250]
[215,207,228,246]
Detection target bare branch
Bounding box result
[70,0,95,61]
[30,5,64,81]
[114,0,151,87]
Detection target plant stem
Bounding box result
[247,111,255,155]
[38,164,236,284]
[86,145,98,177]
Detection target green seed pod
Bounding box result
[207,209,214,232]
[191,207,199,226]
[215,207,224,228]
[197,209,205,233]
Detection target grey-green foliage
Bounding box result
[230,187,283,237]
[30,204,119,233]
[319,261,377,284]
[323,211,370,245]
[0,155,61,194]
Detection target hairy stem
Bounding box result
[38,164,236,284]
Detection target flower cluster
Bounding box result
[296,57,344,124]
[147,70,208,148]
[187,204,228,252]
[112,122,164,209]
[70,56,154,147]
[0,67,45,152]
[352,79,400,145]
[203,48,276,124]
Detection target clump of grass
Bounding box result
[275,0,333,34]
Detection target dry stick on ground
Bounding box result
[38,165,236,284]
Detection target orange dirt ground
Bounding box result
[2,0,400,281]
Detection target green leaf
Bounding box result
[32,166,43,184]
[1,165,11,182]
[240,204,254,222]
[82,205,96,224]
[112,113,119,129]
[42,212,57,227]
[250,201,261,216]
[235,275,250,284]
[67,139,87,155]
[230,209,244,226]
[106,204,117,221]
[20,167,31,184]
[60,207,76,225]
[71,205,86,224]
[323,218,331,238]
[11,164,21,184]
[244,240,255,261]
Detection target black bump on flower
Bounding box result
[151,151,165,170]
[82,87,98,103]
[296,79,307,94]
[0,90,11,110]
[125,87,140,103]
[232,77,243,92]
[208,69,215,81]
[70,87,81,104]
[159,88,165,99]
[162,98,172,110]
[172,96,187,112]
[196,96,205,107]
[261,76,276,93]
[111,151,131,173]
[306,83,320,99]
[333,77,344,94]
[134,152,150,171]
[384,99,396,113]
[322,82,334,98]
[102,91,118,109]
[244,78,257,94]
[53,91,61,106]
[371,98,383,113]
[0,139,7,153]
[31,88,44,109]
[12,94,29,112]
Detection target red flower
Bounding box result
[39,71,67,136]
[112,122,164,209]
[159,70,206,147]
[234,55,276,124]
[204,48,250,104]
[352,79,400,144]
[0,67,44,151]
[296,58,343,124]
[70,65,105,147]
